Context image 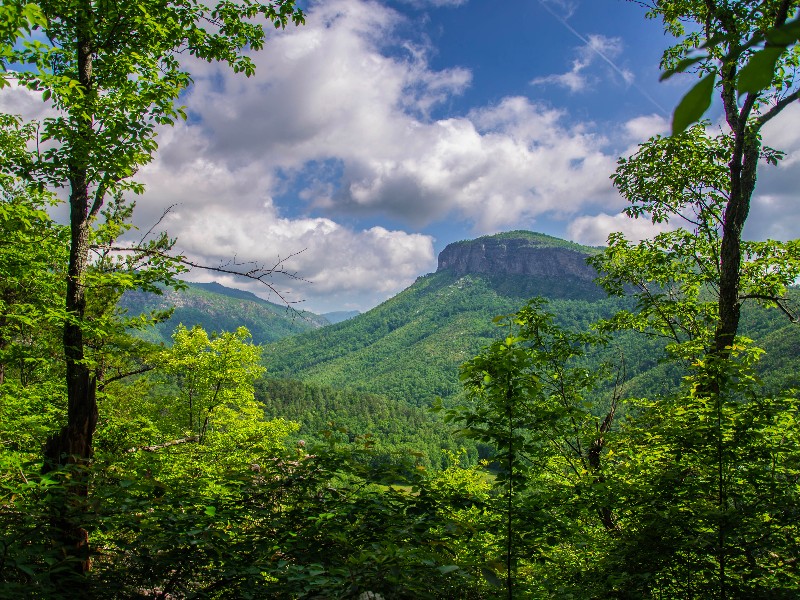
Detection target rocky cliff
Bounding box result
[436,231,599,281]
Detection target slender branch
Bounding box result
[739,294,799,322]
[756,90,800,128]
[98,365,155,390]
[96,243,310,308]
[138,204,177,246]
[126,436,198,453]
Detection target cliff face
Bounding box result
[436,234,598,281]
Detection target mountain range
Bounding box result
[119,280,330,345]
[122,231,800,464]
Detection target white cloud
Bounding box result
[743,102,800,242]
[0,84,53,121]
[134,122,436,313]
[171,204,436,312]
[568,212,673,246]
[623,113,670,143]
[761,102,800,167]
[164,0,620,230]
[531,34,632,93]
[0,0,675,311]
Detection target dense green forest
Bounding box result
[256,378,472,470]
[2,1,800,599]
[267,267,800,408]
[120,281,328,346]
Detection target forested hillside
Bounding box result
[267,233,800,408]
[257,378,471,469]
[266,232,628,405]
[120,281,328,345]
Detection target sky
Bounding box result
[2,0,799,314]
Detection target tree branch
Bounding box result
[95,243,310,309]
[739,294,799,322]
[98,365,155,391]
[756,89,800,128]
[126,436,198,453]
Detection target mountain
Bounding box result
[119,281,329,345]
[265,231,800,408]
[264,232,636,406]
[321,310,361,324]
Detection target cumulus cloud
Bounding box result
[745,102,800,242]
[135,123,437,313]
[571,104,800,247]
[153,0,621,240]
[1,0,631,311]
[623,113,670,144]
[0,84,54,121]
[169,205,436,311]
[531,34,633,93]
[567,212,673,246]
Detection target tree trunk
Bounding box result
[42,18,98,579]
[714,130,760,356]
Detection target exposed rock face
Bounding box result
[437,235,598,281]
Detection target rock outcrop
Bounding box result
[437,232,598,281]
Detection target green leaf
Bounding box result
[765,17,800,46]
[204,505,216,516]
[481,566,503,587]
[660,55,706,81]
[737,47,783,95]
[672,73,715,135]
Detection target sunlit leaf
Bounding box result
[672,73,715,135]
[737,46,784,95]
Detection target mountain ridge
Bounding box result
[265,230,623,405]
[119,281,328,345]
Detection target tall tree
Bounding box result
[640,0,800,354]
[449,299,620,597]
[0,0,304,578]
[1,0,303,466]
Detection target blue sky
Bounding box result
[2,0,798,313]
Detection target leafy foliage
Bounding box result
[120,281,328,346]
[257,377,465,471]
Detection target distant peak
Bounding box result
[437,231,599,280]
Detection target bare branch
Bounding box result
[138,204,177,246]
[739,294,800,322]
[756,90,800,128]
[98,365,155,390]
[126,436,199,453]
[95,243,310,310]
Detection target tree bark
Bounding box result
[714,131,760,355]
[42,12,98,578]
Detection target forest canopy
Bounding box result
[1,0,800,598]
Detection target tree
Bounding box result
[584,6,800,592]
[0,0,303,464]
[597,344,800,599]
[591,125,800,356]
[665,14,800,134]
[448,299,620,598]
[637,0,800,356]
[156,325,266,444]
[0,0,303,574]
